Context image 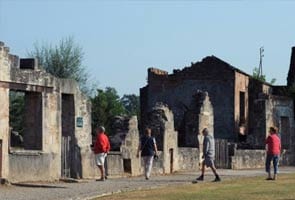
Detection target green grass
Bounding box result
[95,174,295,200]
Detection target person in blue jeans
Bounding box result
[265,127,281,180]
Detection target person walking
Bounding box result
[136,127,158,180]
[265,126,281,180]
[93,126,110,181]
[195,128,221,182]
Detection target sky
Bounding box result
[1,0,295,96]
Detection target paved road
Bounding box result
[0,167,294,200]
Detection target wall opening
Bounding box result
[123,159,132,174]
[61,94,79,178]
[169,148,174,173]
[280,117,290,149]
[239,91,245,123]
[9,90,43,150]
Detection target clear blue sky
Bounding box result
[1,0,295,96]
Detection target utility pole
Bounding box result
[258,47,264,77]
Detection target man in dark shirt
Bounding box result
[137,128,158,180]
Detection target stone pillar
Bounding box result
[0,88,9,179]
[0,41,11,82]
[0,42,12,179]
[119,116,141,176]
[196,91,214,166]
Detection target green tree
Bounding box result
[9,91,25,136]
[28,36,90,94]
[91,87,126,135]
[121,94,140,117]
[252,67,276,85]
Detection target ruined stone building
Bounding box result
[140,48,295,167]
[107,103,200,176]
[0,42,98,182]
[2,40,295,182]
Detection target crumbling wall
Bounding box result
[195,91,214,165]
[0,87,9,179]
[0,42,16,179]
[234,71,249,137]
[287,46,295,87]
[0,41,94,182]
[141,56,236,143]
[117,116,141,176]
[178,148,199,171]
[248,79,272,148]
[145,81,234,142]
[265,96,295,165]
[231,149,266,169]
[60,79,94,179]
[146,103,179,174]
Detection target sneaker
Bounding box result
[192,180,198,184]
[196,175,204,181]
[266,177,273,181]
[145,177,149,180]
[213,176,221,182]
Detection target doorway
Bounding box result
[280,117,290,149]
[61,94,76,178]
[169,148,174,173]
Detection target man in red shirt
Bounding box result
[265,126,281,180]
[94,126,110,181]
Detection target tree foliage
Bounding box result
[28,36,90,94]
[91,87,126,135]
[121,94,140,117]
[252,67,276,85]
[9,91,25,135]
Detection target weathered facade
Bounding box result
[140,56,248,144]
[0,42,97,182]
[108,103,202,176]
[140,49,295,168]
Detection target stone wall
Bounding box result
[0,41,95,182]
[247,79,272,148]
[287,46,295,87]
[178,148,199,171]
[265,96,295,165]
[141,56,236,143]
[231,149,266,169]
[234,71,249,137]
[8,152,59,182]
[0,87,9,179]
[106,152,124,177]
[144,80,234,142]
[231,149,294,169]
[146,103,179,174]
[118,116,141,176]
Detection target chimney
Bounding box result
[287,47,295,87]
[20,58,37,70]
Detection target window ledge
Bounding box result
[9,149,43,156]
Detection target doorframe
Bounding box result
[0,140,2,178]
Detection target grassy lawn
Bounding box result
[96,174,295,200]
